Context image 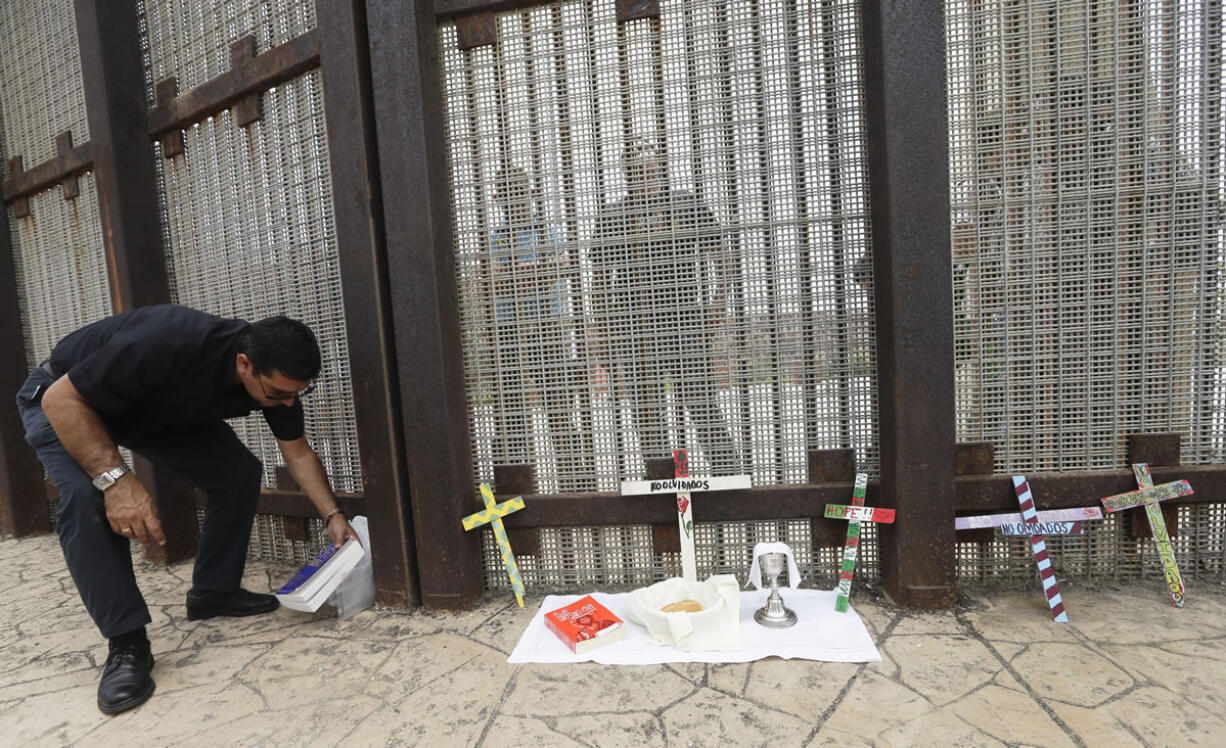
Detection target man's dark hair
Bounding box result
[241,316,321,381]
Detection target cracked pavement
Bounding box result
[2,534,1224,746]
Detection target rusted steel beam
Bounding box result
[955,443,997,544]
[652,523,681,555]
[283,516,310,542]
[1126,433,1182,538]
[645,456,676,554]
[75,0,170,313]
[861,0,956,610]
[274,465,299,491]
[1128,433,1182,468]
[0,139,93,205]
[455,12,496,50]
[494,464,536,495]
[6,157,30,217]
[616,0,659,23]
[0,175,51,537]
[147,30,320,140]
[195,488,364,519]
[271,465,310,540]
[956,442,995,477]
[505,526,540,557]
[229,37,264,126]
[645,457,674,480]
[272,463,311,539]
[317,0,421,608]
[368,0,484,610]
[953,465,1226,512]
[808,448,857,484]
[499,484,870,528]
[436,0,658,22]
[810,449,856,549]
[76,0,192,563]
[435,0,547,19]
[154,80,185,158]
[56,132,81,200]
[132,456,200,564]
[488,464,1226,531]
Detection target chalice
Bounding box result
[753,551,798,628]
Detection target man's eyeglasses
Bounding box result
[257,375,316,404]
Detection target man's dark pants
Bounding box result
[16,366,262,639]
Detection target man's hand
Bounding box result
[327,513,359,548]
[41,373,164,544]
[278,436,359,550]
[104,475,166,546]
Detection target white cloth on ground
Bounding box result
[508,588,881,665]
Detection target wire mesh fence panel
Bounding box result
[139,0,316,95]
[141,1,361,565]
[0,1,106,369]
[947,0,1225,473]
[5,178,112,372]
[441,0,876,592]
[0,2,91,170]
[442,0,876,493]
[1,3,112,527]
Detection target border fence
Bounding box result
[1,0,1222,609]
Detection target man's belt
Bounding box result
[38,359,63,379]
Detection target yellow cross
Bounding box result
[462,484,527,607]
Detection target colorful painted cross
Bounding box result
[1099,463,1193,607]
[462,484,527,607]
[1012,475,1078,622]
[620,451,752,582]
[823,473,895,613]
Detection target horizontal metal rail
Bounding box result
[147,30,319,138]
[1,142,93,203]
[485,464,1226,533]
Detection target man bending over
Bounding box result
[15,304,357,715]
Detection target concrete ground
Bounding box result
[2,534,1225,747]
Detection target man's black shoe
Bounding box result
[98,638,155,715]
[186,588,280,621]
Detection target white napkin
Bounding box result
[623,575,742,652]
[746,541,801,590]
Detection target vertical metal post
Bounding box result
[74,0,197,563]
[367,0,484,608]
[860,0,957,608]
[0,206,50,537]
[74,0,168,312]
[316,0,421,608]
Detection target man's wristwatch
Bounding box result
[92,465,132,492]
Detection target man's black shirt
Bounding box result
[48,304,304,443]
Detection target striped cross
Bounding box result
[462,484,527,607]
[825,473,895,613]
[1013,476,1069,622]
[1099,463,1191,607]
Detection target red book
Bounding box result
[544,595,627,654]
